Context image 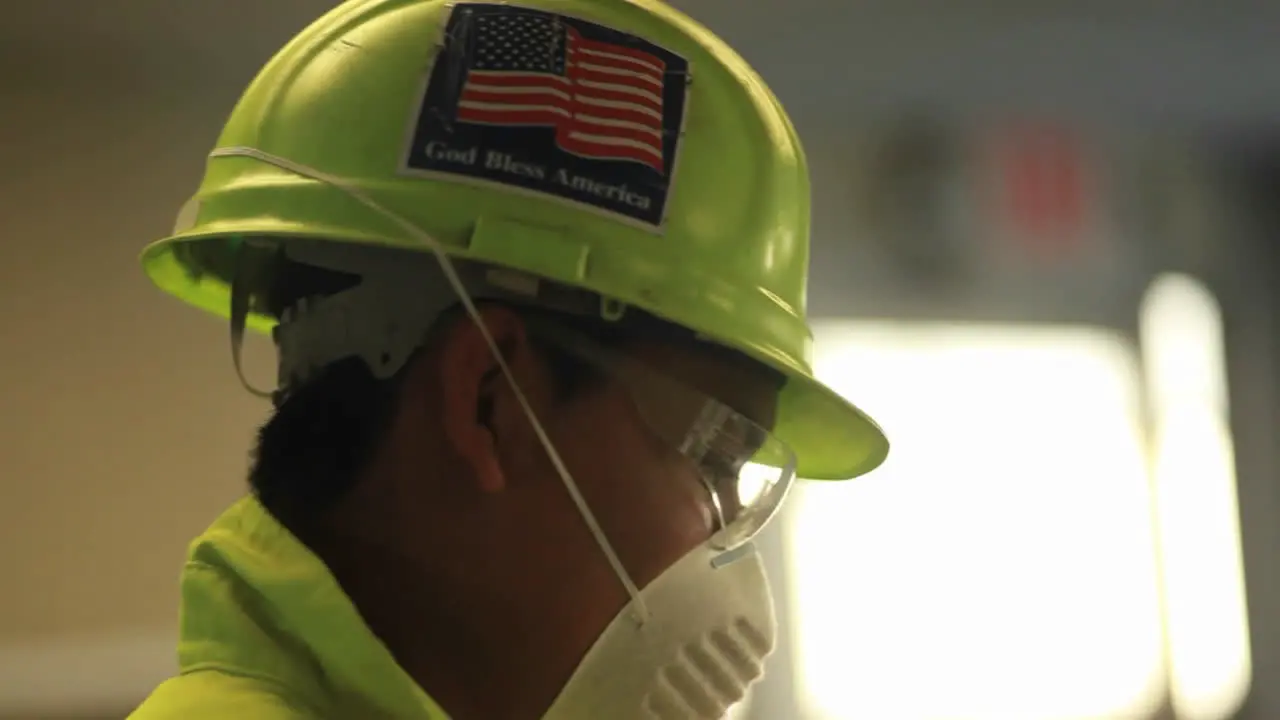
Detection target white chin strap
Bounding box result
[213,146,649,621]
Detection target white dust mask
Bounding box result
[208,146,780,720]
[543,541,776,720]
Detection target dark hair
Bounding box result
[248,355,402,523]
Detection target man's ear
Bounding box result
[436,306,529,494]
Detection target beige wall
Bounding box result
[0,88,277,716]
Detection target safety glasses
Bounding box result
[524,316,798,551]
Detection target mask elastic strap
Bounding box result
[209,146,650,621]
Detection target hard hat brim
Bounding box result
[774,366,890,481]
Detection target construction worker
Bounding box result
[129,0,888,718]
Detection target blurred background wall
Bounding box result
[5,1,1280,718]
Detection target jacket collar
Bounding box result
[178,496,451,719]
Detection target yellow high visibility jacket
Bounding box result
[130,497,450,719]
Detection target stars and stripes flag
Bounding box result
[455,11,670,172]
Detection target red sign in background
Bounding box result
[994,126,1091,261]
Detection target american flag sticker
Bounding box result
[403,3,690,229]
